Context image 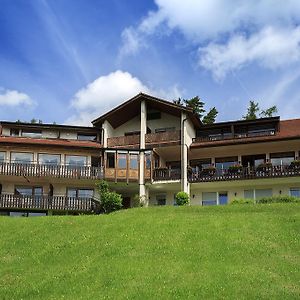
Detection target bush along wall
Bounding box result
[231,195,300,205]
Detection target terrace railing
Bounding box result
[0,162,104,180]
[0,194,101,212]
[153,168,181,181]
[189,164,300,183]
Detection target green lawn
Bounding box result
[0,204,300,299]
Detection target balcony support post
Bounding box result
[181,112,190,196]
[139,100,147,200]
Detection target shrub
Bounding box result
[230,198,255,205]
[257,195,299,204]
[96,180,123,213]
[175,191,190,206]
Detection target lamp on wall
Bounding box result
[234,192,237,197]
[279,190,282,194]
[192,194,195,198]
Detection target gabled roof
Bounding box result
[92,92,201,128]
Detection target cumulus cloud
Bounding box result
[198,26,300,80]
[119,0,300,78]
[67,70,181,125]
[0,89,34,107]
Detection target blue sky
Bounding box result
[1,0,300,125]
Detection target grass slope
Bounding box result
[0,204,300,299]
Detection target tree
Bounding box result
[202,107,218,125]
[243,101,260,120]
[96,180,123,213]
[184,96,206,119]
[30,118,37,124]
[260,105,278,118]
[173,98,184,106]
[175,191,190,206]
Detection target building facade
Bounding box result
[1,93,300,215]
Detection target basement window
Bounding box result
[290,188,300,198]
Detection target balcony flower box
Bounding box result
[228,164,243,174]
[256,162,273,172]
[201,166,216,176]
[290,160,300,171]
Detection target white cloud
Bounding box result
[198,26,300,80]
[0,89,34,107]
[67,70,181,126]
[119,0,300,78]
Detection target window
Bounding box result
[202,192,217,206]
[156,194,166,206]
[244,190,254,199]
[215,157,238,170]
[147,111,161,120]
[38,154,60,165]
[106,152,115,168]
[130,153,138,169]
[10,129,19,136]
[11,152,33,164]
[0,152,5,162]
[256,189,272,199]
[67,188,94,198]
[290,188,300,198]
[118,153,127,169]
[125,131,140,136]
[15,186,43,196]
[9,211,46,217]
[65,155,87,166]
[190,159,211,172]
[21,129,42,138]
[270,152,295,166]
[77,133,97,141]
[155,127,175,133]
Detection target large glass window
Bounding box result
[21,129,42,138]
[219,192,228,205]
[145,152,151,169]
[15,186,43,196]
[67,188,94,198]
[202,192,217,206]
[215,157,238,170]
[65,155,87,166]
[38,154,60,165]
[270,152,295,166]
[244,190,254,199]
[117,153,127,169]
[0,152,5,162]
[11,152,33,164]
[190,159,211,172]
[130,153,138,169]
[106,152,115,168]
[256,189,272,199]
[290,188,300,198]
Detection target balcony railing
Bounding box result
[0,162,103,180]
[0,194,101,213]
[189,165,300,182]
[145,130,181,145]
[153,168,181,181]
[193,129,275,143]
[107,135,140,148]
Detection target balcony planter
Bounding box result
[290,160,300,171]
[256,162,273,172]
[228,165,243,174]
[201,166,216,176]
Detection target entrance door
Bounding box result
[122,197,131,209]
[219,192,228,205]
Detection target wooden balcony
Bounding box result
[153,168,181,181]
[0,194,100,213]
[0,162,103,180]
[189,165,300,183]
[146,130,181,147]
[107,135,140,148]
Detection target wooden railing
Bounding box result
[0,162,103,180]
[107,135,140,148]
[189,165,300,182]
[0,194,101,212]
[153,168,181,181]
[193,130,275,143]
[146,130,181,145]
